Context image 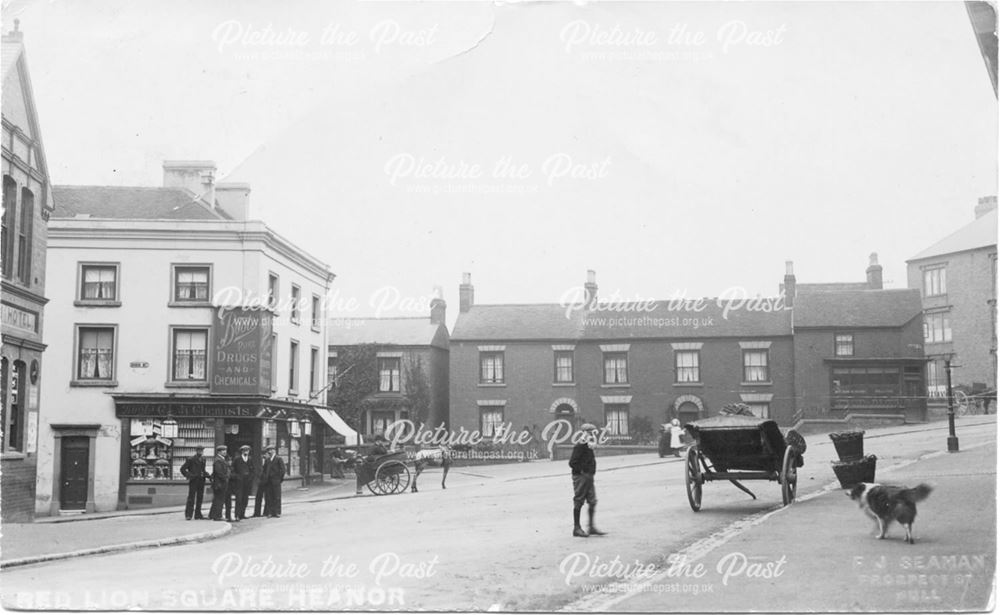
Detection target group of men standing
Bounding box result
[180,443,286,521]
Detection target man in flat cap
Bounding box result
[180,446,207,520]
[232,445,253,521]
[569,423,606,537]
[208,445,231,521]
[261,444,285,518]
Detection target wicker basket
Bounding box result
[832,455,877,489]
[829,431,865,461]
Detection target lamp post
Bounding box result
[946,358,960,452]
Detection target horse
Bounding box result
[411,446,452,492]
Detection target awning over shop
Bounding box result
[315,408,361,446]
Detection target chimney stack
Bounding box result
[584,270,598,305]
[163,160,217,206]
[866,253,883,290]
[5,19,23,41]
[975,195,997,219]
[783,260,796,307]
[215,182,251,220]
[430,286,446,325]
[459,273,475,313]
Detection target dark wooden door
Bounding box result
[60,436,89,509]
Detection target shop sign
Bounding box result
[832,397,904,410]
[117,403,258,418]
[211,306,273,395]
[1,302,37,334]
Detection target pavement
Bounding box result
[1,416,994,577]
[564,418,997,613]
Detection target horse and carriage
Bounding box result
[337,444,451,496]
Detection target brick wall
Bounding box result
[1,455,37,521]
[450,336,797,434]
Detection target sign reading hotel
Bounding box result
[211,306,273,396]
[1,302,38,334]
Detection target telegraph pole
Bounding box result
[946,358,959,452]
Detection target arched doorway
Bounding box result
[549,397,580,426]
[673,394,705,426]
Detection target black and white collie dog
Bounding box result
[848,482,933,544]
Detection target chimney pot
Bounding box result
[785,260,794,275]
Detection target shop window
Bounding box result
[76,326,116,382]
[1,176,15,279]
[835,334,854,357]
[603,352,628,385]
[129,418,213,481]
[16,187,32,284]
[479,406,504,437]
[378,357,401,392]
[79,263,119,303]
[173,265,211,303]
[742,350,769,383]
[554,350,574,383]
[172,328,208,381]
[479,351,504,384]
[3,360,25,452]
[675,350,700,383]
[604,404,629,437]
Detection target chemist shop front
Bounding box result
[113,395,330,509]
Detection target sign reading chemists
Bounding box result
[210,305,273,396]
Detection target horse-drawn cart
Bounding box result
[355,450,412,495]
[682,415,806,511]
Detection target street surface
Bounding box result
[1,419,995,612]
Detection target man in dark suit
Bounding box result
[262,444,286,518]
[232,445,253,520]
[208,445,231,521]
[569,424,606,538]
[252,449,268,518]
[180,447,207,520]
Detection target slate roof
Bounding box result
[450,300,792,342]
[793,289,922,328]
[451,304,587,341]
[328,317,448,349]
[582,300,792,340]
[909,209,998,261]
[52,186,228,220]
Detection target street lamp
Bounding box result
[946,358,960,452]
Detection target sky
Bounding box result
[4,0,997,326]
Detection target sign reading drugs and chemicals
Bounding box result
[211,306,273,395]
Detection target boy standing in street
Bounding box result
[569,423,606,537]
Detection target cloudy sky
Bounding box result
[5,0,997,324]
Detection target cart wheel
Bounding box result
[685,446,703,512]
[394,465,411,494]
[781,447,798,505]
[367,479,382,496]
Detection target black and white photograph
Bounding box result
[0,0,997,612]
